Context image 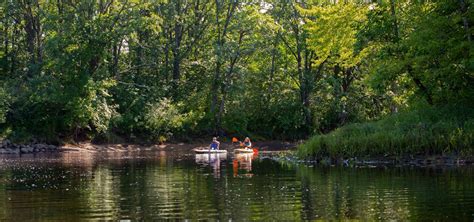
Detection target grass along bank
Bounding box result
[298,105,474,160]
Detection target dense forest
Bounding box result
[0,0,472,147]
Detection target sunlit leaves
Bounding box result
[0,88,8,124]
[1,0,472,142]
[368,0,473,106]
[302,3,368,68]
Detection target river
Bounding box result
[0,149,473,220]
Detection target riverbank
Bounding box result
[61,140,297,152]
[0,140,59,154]
[289,154,474,167]
[0,140,297,154]
[1,139,473,168]
[298,105,474,161]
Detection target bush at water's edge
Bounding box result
[298,105,474,160]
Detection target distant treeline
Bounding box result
[0,0,472,143]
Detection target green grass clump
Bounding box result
[298,105,474,159]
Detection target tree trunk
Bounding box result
[389,0,399,41]
[407,66,433,105]
[458,0,471,42]
[171,21,182,99]
[210,0,222,129]
[3,20,8,68]
[216,30,243,136]
[172,2,183,83]
[210,0,237,134]
[289,4,313,130]
[267,32,279,102]
[24,7,36,77]
[10,25,18,75]
[112,40,122,78]
[23,0,43,77]
[216,82,226,137]
[172,53,181,82]
[164,27,171,81]
[296,28,312,129]
[339,67,356,125]
[210,59,221,121]
[56,0,64,35]
[135,32,144,77]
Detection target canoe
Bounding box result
[193,149,228,154]
[234,148,254,153]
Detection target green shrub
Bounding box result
[5,75,116,143]
[0,87,7,123]
[112,98,199,143]
[298,105,474,159]
[144,99,186,142]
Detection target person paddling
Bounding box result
[241,137,252,150]
[209,137,220,150]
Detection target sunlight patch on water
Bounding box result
[0,151,473,220]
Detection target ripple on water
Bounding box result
[0,152,473,221]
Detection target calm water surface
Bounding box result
[0,150,473,221]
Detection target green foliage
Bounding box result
[141,99,186,142]
[6,75,116,142]
[298,104,474,158]
[367,0,474,105]
[302,3,370,67]
[0,87,8,124]
[223,94,308,140]
[0,0,472,148]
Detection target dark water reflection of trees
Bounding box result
[0,151,473,221]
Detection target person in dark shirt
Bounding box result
[209,137,220,150]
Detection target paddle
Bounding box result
[232,137,239,143]
[232,137,258,154]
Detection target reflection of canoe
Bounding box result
[233,153,253,176]
[234,148,254,153]
[195,153,227,164]
[194,149,228,154]
[235,153,254,158]
[195,153,227,178]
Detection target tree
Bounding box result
[302,2,372,128]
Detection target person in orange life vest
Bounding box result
[241,137,252,149]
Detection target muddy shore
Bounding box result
[0,139,297,154]
[59,140,298,152]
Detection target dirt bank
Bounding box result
[59,141,298,152]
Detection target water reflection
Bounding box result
[0,151,473,221]
[195,153,227,178]
[233,153,254,177]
